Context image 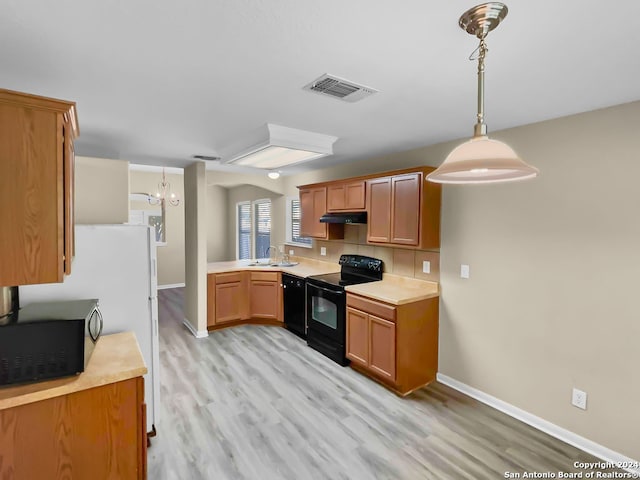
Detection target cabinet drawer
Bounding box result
[347,294,396,322]
[250,271,279,282]
[215,272,244,284]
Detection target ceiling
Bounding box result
[2,1,639,175]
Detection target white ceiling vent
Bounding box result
[303,74,378,103]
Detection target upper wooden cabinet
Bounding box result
[298,166,440,249]
[367,170,441,249]
[327,181,366,212]
[299,187,344,240]
[367,173,421,246]
[0,89,79,286]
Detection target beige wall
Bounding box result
[283,100,640,460]
[226,185,285,260]
[207,184,228,262]
[129,170,185,286]
[184,162,207,335]
[75,156,129,224]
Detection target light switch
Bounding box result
[460,264,470,279]
[320,247,327,256]
[422,261,431,274]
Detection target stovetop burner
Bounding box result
[307,255,383,289]
[306,272,379,288]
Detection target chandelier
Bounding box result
[148,168,180,207]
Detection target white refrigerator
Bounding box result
[20,224,160,433]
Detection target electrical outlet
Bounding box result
[289,249,294,256]
[422,261,431,274]
[572,388,587,410]
[320,247,327,256]
[460,264,470,279]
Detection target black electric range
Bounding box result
[306,255,383,365]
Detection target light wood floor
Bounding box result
[148,288,612,479]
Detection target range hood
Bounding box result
[319,212,367,224]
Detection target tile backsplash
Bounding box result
[286,224,440,282]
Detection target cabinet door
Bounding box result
[215,282,244,323]
[369,315,396,382]
[366,177,392,243]
[311,187,328,238]
[299,189,314,238]
[250,280,281,320]
[327,185,346,211]
[346,307,369,366]
[300,187,328,239]
[344,181,365,210]
[390,173,421,245]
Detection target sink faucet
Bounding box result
[265,245,278,263]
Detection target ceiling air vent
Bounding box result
[192,155,220,162]
[303,74,378,103]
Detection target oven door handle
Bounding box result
[308,284,344,295]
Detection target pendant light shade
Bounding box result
[428,136,539,184]
[427,2,539,185]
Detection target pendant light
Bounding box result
[427,3,539,184]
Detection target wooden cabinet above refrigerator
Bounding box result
[0,88,79,286]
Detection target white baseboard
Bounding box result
[436,373,640,474]
[158,283,185,290]
[182,318,208,338]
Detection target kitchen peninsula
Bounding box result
[0,332,148,479]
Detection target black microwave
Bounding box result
[0,299,103,386]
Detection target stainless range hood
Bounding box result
[319,212,367,224]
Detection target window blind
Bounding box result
[291,199,312,246]
[254,200,271,258]
[238,202,251,260]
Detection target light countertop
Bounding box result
[0,331,147,411]
[345,274,440,305]
[207,258,340,278]
[208,259,439,304]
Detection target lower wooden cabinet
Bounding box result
[207,271,282,327]
[249,272,282,320]
[0,376,147,479]
[346,293,438,395]
[214,272,249,324]
[346,308,396,382]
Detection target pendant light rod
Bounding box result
[475,37,488,137]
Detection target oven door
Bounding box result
[306,282,345,343]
